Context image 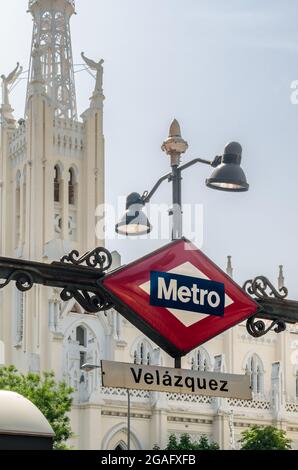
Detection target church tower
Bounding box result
[27,0,77,120]
[0,0,105,372]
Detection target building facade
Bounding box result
[0,0,298,450]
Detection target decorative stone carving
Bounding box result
[81,52,104,96]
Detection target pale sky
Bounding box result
[1,0,298,298]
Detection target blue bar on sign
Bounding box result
[150,271,225,317]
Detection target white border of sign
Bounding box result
[101,361,252,400]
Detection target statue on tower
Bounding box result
[1,62,23,107]
[1,62,23,123]
[81,52,104,96]
[31,43,45,82]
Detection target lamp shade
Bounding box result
[206,142,249,192]
[115,192,152,236]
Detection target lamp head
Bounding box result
[115,192,152,236]
[206,142,249,192]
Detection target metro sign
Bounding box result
[150,271,225,317]
[101,238,259,357]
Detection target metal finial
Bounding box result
[161,119,189,166]
[226,256,233,278]
[278,265,285,290]
[169,119,181,138]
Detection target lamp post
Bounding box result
[115,119,250,368]
[81,363,131,450]
[115,119,249,240]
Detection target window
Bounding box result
[54,165,61,203]
[76,326,87,369]
[296,371,298,400]
[191,348,210,371]
[68,168,75,205]
[76,326,86,347]
[80,351,86,369]
[245,354,264,395]
[133,340,153,365]
[64,324,100,400]
[115,442,127,451]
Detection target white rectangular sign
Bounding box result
[101,361,252,400]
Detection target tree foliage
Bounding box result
[166,433,219,450]
[0,365,73,450]
[239,425,292,450]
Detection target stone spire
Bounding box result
[226,256,233,278]
[27,0,77,120]
[278,265,285,291]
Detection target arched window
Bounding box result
[115,442,127,451]
[191,348,211,371]
[245,354,264,395]
[64,324,100,402]
[133,339,153,365]
[68,168,76,205]
[76,325,87,368]
[76,326,86,347]
[54,165,61,203]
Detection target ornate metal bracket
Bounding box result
[243,276,288,300]
[243,276,298,338]
[0,247,114,314]
[60,247,112,271]
[1,250,298,337]
[246,314,287,338]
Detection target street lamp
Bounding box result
[81,363,101,373]
[81,363,131,451]
[115,119,249,239]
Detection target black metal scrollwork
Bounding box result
[0,247,115,314]
[243,276,288,300]
[60,247,112,272]
[60,287,113,313]
[0,270,33,292]
[244,275,289,338]
[246,314,287,338]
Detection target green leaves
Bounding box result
[166,433,219,450]
[0,366,74,450]
[239,425,292,450]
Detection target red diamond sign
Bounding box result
[101,238,259,357]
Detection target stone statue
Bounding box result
[1,62,23,107]
[81,52,104,95]
[31,43,45,81]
